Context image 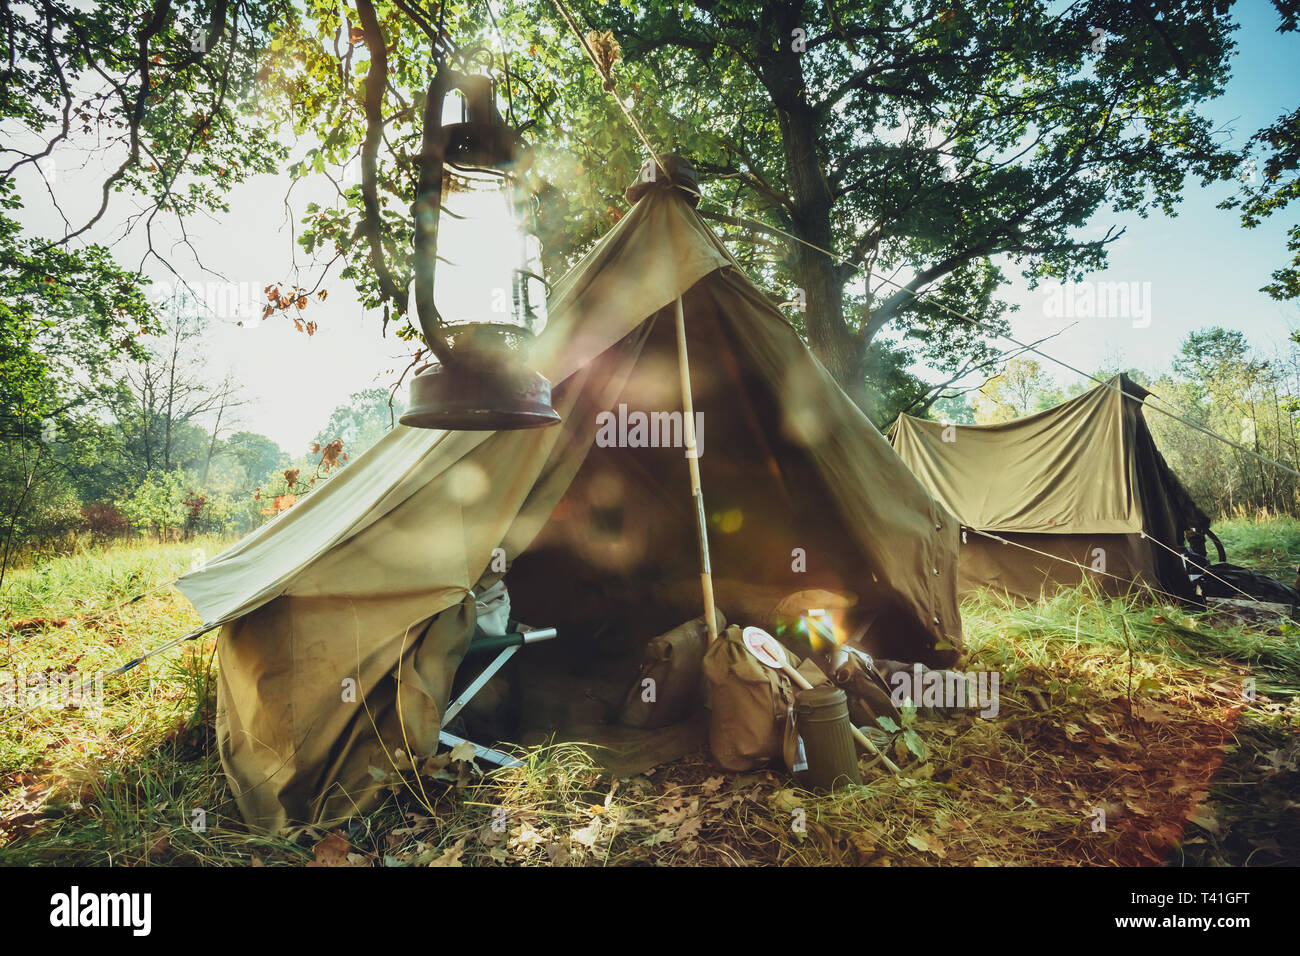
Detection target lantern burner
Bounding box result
[401,353,561,431]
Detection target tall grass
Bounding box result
[1,529,1296,865]
[1213,513,1300,577]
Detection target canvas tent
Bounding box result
[888,375,1210,600]
[175,181,962,832]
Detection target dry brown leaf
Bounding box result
[546,841,572,866]
[428,838,466,867]
[571,819,602,849]
[449,740,477,764]
[905,831,947,858]
[675,816,702,843]
[310,830,353,867]
[510,822,546,853]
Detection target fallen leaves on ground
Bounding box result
[308,829,371,867]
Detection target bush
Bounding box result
[116,471,190,540]
[80,502,130,540]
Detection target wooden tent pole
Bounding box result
[675,295,719,642]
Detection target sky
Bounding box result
[11,3,1300,453]
[991,3,1300,389]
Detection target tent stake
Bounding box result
[675,295,719,642]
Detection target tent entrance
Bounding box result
[450,289,890,772]
[508,285,930,656]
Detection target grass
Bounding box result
[1213,513,1300,579]
[1,527,1298,866]
[0,535,307,865]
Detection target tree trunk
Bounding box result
[759,2,870,411]
[141,375,154,475]
[203,398,224,484]
[164,312,181,472]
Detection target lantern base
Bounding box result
[401,356,561,431]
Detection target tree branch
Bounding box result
[354,0,410,325]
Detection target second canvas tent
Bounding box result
[889,375,1211,601]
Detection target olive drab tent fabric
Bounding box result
[175,182,963,832]
[888,375,1209,600]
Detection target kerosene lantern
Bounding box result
[401,70,560,430]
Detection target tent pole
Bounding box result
[674,295,719,642]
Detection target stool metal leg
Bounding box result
[443,644,520,725]
[437,731,522,768]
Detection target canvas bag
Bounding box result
[618,609,727,729]
[474,579,512,637]
[703,625,820,771]
[832,646,900,727]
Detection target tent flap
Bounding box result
[890,379,1145,534]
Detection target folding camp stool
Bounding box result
[439,626,558,768]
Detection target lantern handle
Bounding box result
[410,64,458,366]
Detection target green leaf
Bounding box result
[903,729,927,760]
[900,699,918,728]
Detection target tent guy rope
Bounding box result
[548,0,669,183]
[967,526,1292,619]
[713,207,1300,482]
[711,206,1300,481]
[963,528,1170,595]
[549,0,718,639]
[1139,528,1298,615]
[0,620,222,724]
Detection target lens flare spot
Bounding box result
[446,460,490,504]
[781,363,828,447]
[717,508,744,533]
